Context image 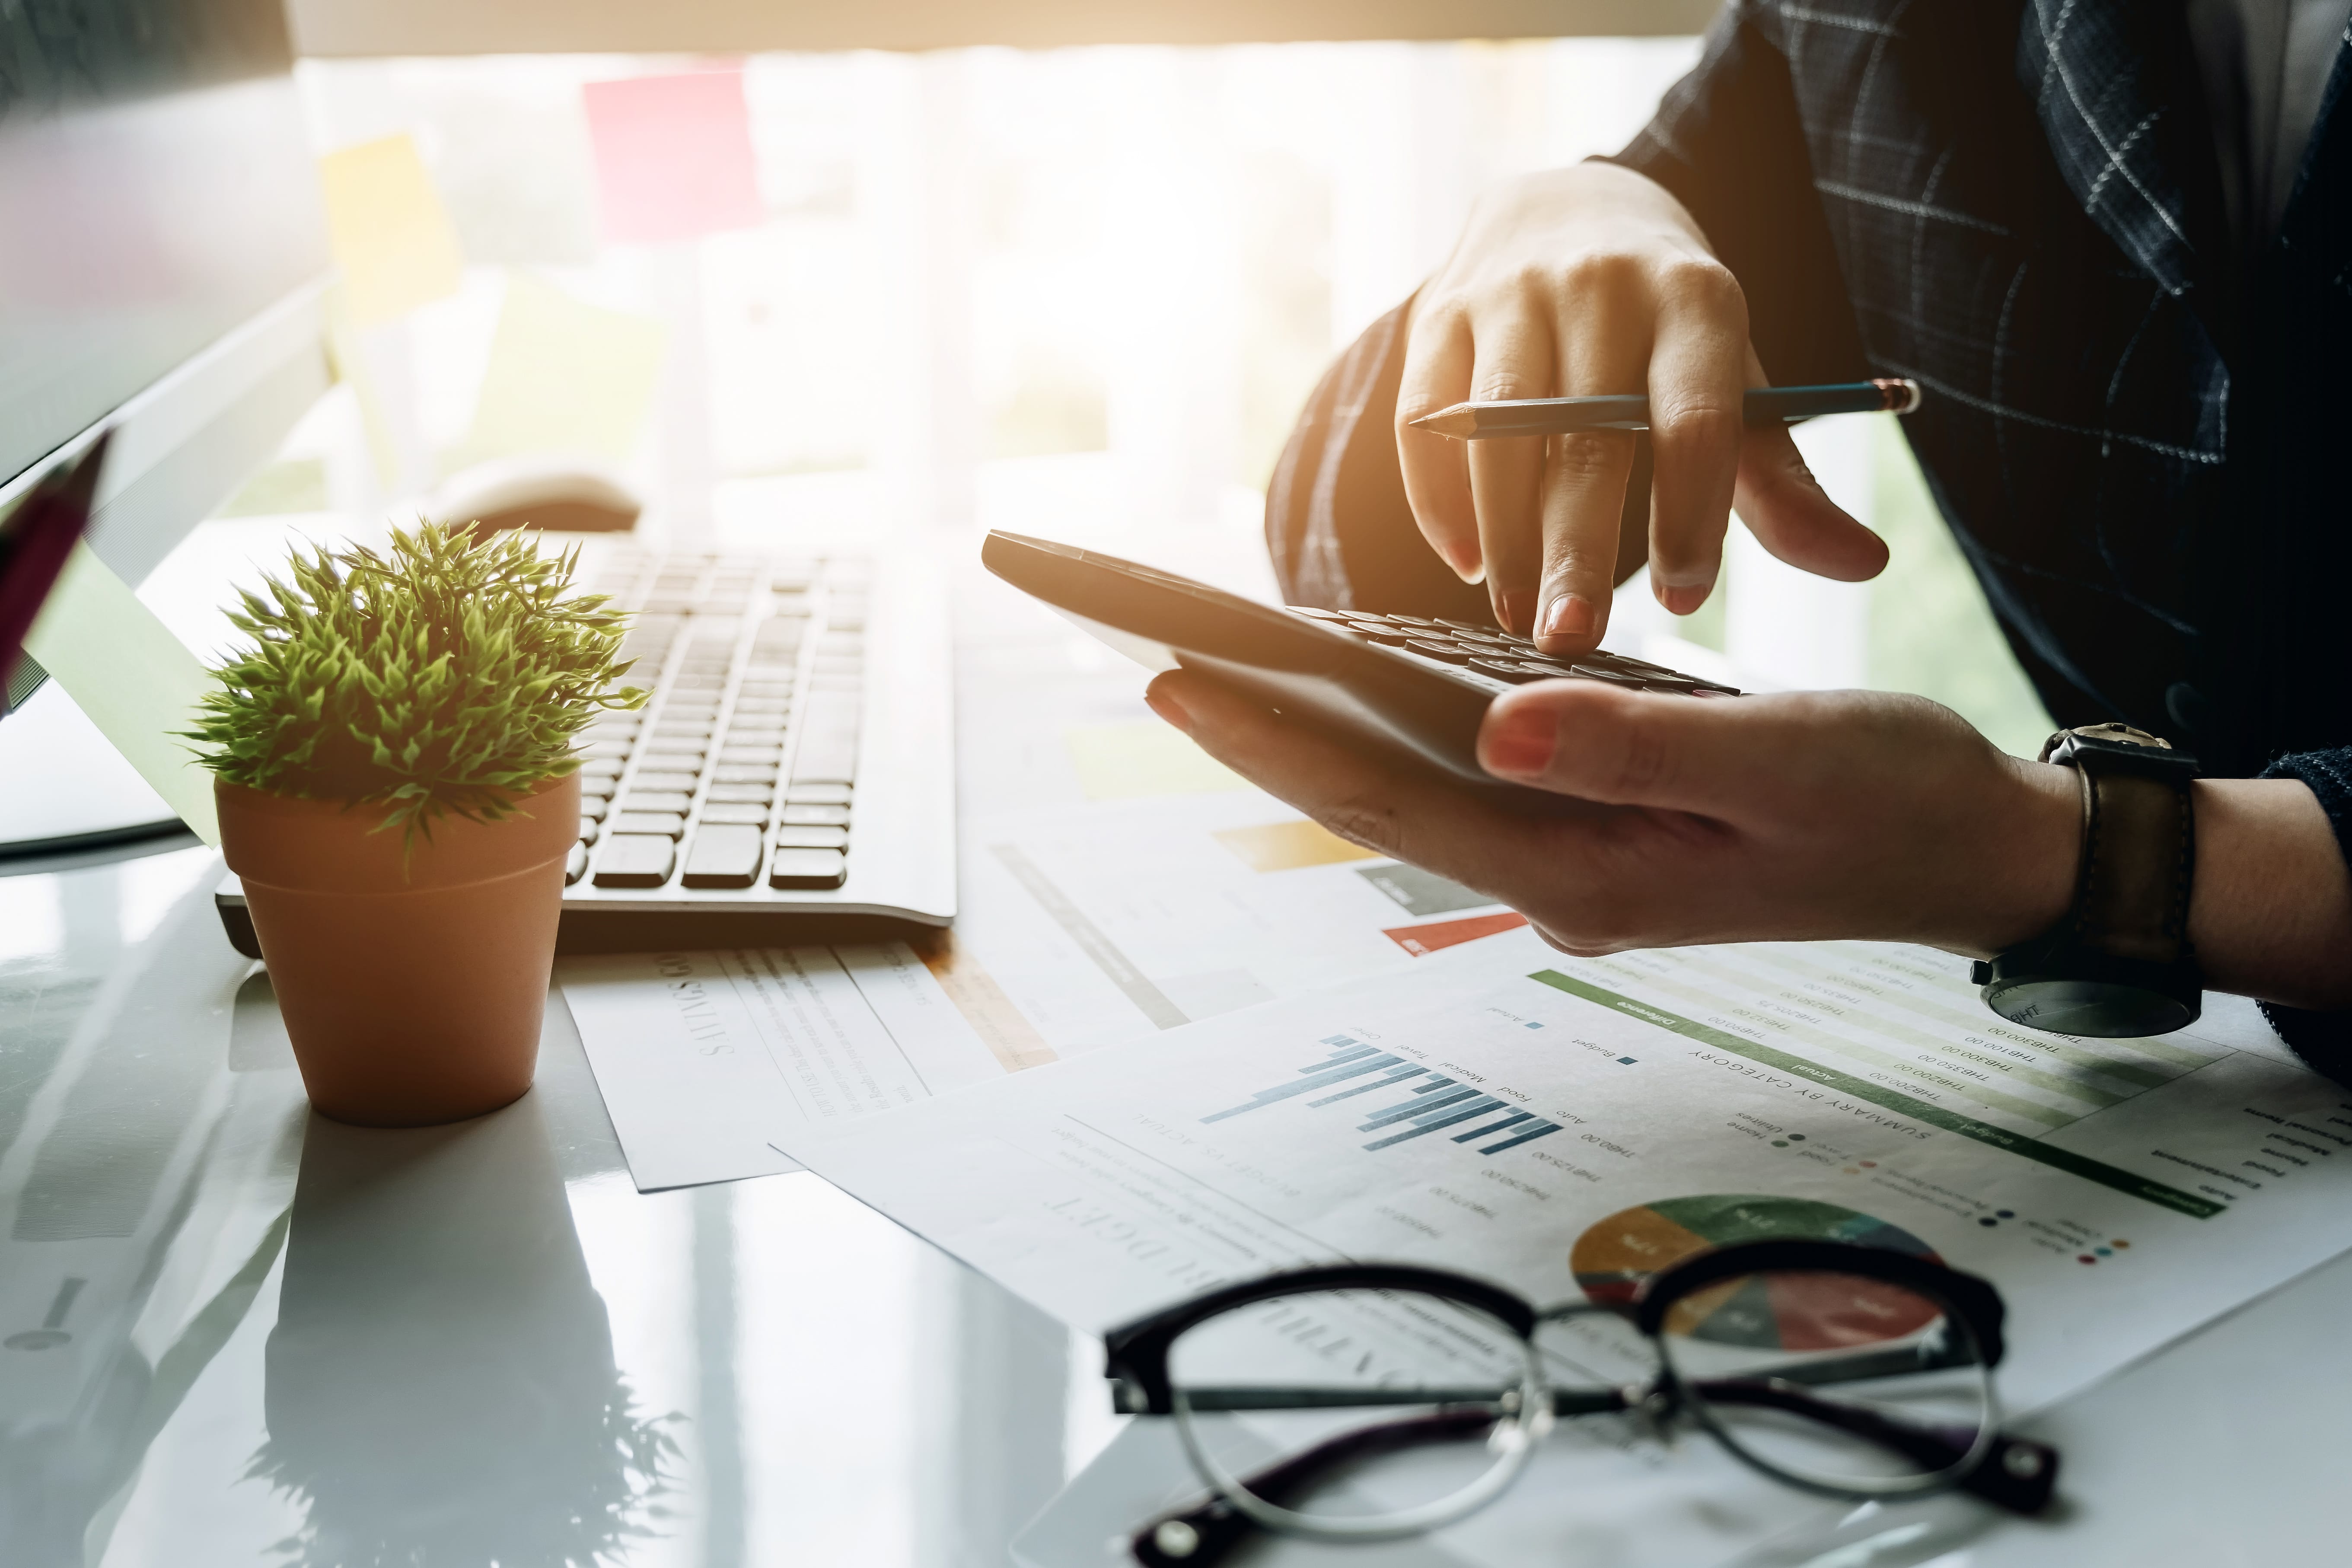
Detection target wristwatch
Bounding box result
[1971,723,2203,1037]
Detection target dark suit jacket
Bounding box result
[1265,0,2351,1065]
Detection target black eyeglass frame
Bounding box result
[1103,1240,2056,1563]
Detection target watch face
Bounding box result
[1984,976,2195,1039]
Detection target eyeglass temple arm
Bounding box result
[1125,1401,1587,1568]
[1693,1378,2058,1514]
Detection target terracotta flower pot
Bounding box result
[217,772,579,1127]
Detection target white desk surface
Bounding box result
[1,525,2342,1568]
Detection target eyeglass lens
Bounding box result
[1657,1267,1995,1495]
[1164,1287,1544,1532]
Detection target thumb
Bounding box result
[1476,681,1819,815]
[1732,421,1889,583]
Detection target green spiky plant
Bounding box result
[187,522,645,843]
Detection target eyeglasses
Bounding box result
[1101,1240,2059,1567]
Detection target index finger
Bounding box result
[1396,305,1482,583]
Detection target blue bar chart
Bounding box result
[1200,1036,1562,1156]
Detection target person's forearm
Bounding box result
[2189,780,2352,1011]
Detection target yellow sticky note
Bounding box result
[318,134,466,326]
[449,272,669,470]
[23,542,220,845]
[1212,819,1380,873]
[1064,721,1246,800]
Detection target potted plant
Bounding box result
[188,523,642,1126]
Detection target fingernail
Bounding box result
[1482,704,1558,779]
[1538,594,1595,641]
[1498,590,1537,636]
[1144,682,1193,732]
[1658,580,1713,617]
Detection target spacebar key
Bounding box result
[681,823,764,889]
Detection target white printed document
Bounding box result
[558,944,1007,1191]
[770,927,2352,1415]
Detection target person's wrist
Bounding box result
[1947,755,2081,959]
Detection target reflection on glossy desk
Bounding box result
[0,842,1076,1568]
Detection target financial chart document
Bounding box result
[772,927,2352,1416]
[559,943,1007,1190]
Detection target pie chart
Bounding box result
[1570,1195,1942,1349]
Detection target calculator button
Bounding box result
[593,834,676,888]
[1468,658,1552,684]
[769,848,848,889]
[682,824,765,889]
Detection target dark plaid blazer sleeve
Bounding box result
[1603,3,1870,390]
[2261,751,2352,1076]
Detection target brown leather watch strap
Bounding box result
[2044,724,2197,969]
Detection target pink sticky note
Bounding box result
[582,70,763,244]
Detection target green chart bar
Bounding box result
[1528,970,2222,1220]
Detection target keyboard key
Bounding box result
[621,791,694,814]
[631,770,701,793]
[1435,617,1501,634]
[1403,638,1476,664]
[699,801,770,825]
[786,783,853,806]
[651,725,715,743]
[1286,606,1347,620]
[780,803,851,826]
[565,842,587,885]
[712,765,778,785]
[731,698,792,716]
[726,723,789,740]
[638,750,705,772]
[612,811,687,838]
[579,816,600,845]
[718,746,784,767]
[580,796,609,820]
[774,825,848,850]
[594,834,677,888]
[682,824,765,889]
[583,739,633,760]
[791,697,860,784]
[705,784,774,805]
[769,848,847,889]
